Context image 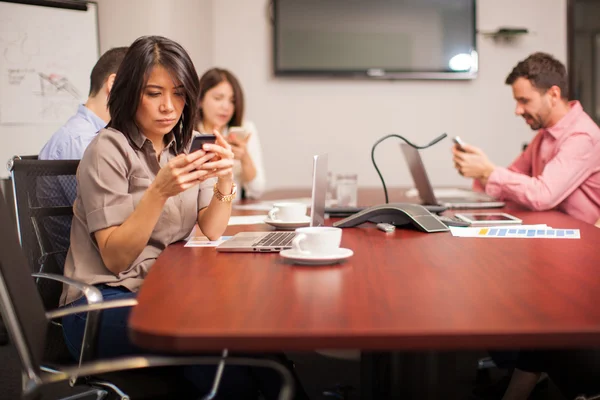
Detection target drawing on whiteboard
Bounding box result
[1,30,39,64]
[38,73,81,99]
[1,24,82,123]
[1,68,81,123]
[0,1,98,125]
[7,68,34,85]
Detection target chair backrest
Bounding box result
[9,156,79,309]
[0,190,48,378]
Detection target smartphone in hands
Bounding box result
[189,134,217,153]
[228,126,250,141]
[453,136,466,151]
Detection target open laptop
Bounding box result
[399,143,505,209]
[217,154,328,252]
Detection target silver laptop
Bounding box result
[399,143,505,209]
[217,154,328,252]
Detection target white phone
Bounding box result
[228,126,250,140]
[453,136,466,151]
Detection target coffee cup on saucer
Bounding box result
[281,226,353,265]
[268,202,307,222]
[291,226,342,256]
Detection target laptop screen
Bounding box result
[310,154,328,227]
[399,143,438,205]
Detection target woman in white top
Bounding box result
[196,68,266,199]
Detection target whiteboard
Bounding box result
[0,1,99,124]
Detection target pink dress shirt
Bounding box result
[477,101,600,224]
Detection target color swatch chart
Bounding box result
[450,226,580,239]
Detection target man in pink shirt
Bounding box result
[453,52,600,225]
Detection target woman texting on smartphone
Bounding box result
[60,36,294,399]
[196,68,266,199]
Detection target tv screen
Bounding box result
[273,0,477,80]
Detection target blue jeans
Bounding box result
[62,285,289,399]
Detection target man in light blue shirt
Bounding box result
[40,47,128,161]
[37,47,127,270]
[39,104,106,161]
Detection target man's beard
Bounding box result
[523,113,544,130]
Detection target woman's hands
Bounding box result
[151,150,213,199]
[150,130,234,199]
[228,131,252,161]
[197,130,235,183]
[196,130,236,240]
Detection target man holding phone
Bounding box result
[452,52,600,225]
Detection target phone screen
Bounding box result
[228,127,249,140]
[190,134,216,153]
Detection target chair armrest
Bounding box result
[45,298,138,320]
[32,272,103,305]
[31,272,112,365]
[40,355,294,400]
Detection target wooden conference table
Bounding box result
[129,188,600,395]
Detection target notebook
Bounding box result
[217,154,328,252]
[399,143,505,209]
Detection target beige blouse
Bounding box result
[61,127,215,305]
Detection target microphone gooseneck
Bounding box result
[371,133,448,204]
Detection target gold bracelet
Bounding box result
[213,182,237,202]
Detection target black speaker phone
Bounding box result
[325,204,447,218]
[332,203,449,233]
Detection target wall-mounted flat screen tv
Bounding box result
[273,0,477,80]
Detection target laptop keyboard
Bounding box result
[252,232,296,247]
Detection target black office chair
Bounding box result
[8,156,78,310]
[0,188,295,400]
[7,156,195,398]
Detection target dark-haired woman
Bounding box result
[60,35,303,399]
[196,68,265,199]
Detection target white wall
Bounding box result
[0,0,567,189]
[96,0,213,76]
[212,0,567,190]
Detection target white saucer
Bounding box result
[280,248,353,266]
[264,216,311,230]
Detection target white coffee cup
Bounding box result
[292,226,342,256]
[268,202,307,222]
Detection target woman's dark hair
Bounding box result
[198,68,245,127]
[107,35,200,152]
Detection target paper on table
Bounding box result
[228,215,268,225]
[450,225,580,239]
[185,236,232,247]
[450,225,545,237]
[233,198,312,212]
